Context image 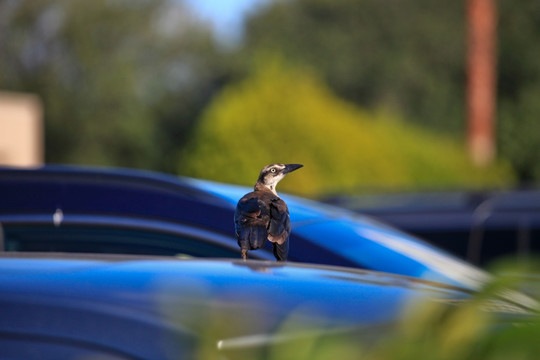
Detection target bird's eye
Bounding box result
[271,168,276,173]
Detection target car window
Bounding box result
[2,224,240,258]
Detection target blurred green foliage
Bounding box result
[0,0,227,172]
[242,0,540,186]
[242,0,466,134]
[179,57,513,197]
[339,259,540,360]
[1,0,539,188]
[498,0,540,182]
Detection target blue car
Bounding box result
[0,165,488,290]
[0,252,504,359]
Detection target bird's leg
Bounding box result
[241,249,248,260]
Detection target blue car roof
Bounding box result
[185,178,492,290]
[0,165,490,290]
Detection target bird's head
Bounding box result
[255,163,303,195]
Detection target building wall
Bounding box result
[0,91,43,167]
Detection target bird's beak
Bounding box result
[283,164,303,174]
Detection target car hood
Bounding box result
[0,253,473,330]
[0,253,533,359]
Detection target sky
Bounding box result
[183,0,271,45]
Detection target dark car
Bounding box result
[0,165,489,290]
[0,252,527,359]
[323,190,540,266]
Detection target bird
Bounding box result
[234,163,303,261]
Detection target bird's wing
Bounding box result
[235,194,268,251]
[267,199,291,245]
[235,196,262,219]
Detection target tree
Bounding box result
[497,0,540,182]
[240,0,540,184]
[179,57,513,197]
[0,0,225,172]
[242,0,466,134]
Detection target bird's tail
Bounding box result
[237,225,267,251]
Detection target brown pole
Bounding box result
[466,0,497,166]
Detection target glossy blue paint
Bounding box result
[0,256,467,326]
[0,165,489,290]
[187,178,491,289]
[0,254,473,359]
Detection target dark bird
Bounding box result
[234,163,303,261]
